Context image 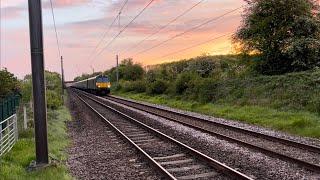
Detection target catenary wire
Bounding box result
[88,0,128,60]
[90,0,156,65]
[122,0,206,55]
[157,32,233,60]
[49,0,62,58]
[132,6,243,57]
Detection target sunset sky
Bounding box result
[1,0,247,80]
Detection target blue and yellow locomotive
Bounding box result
[71,75,111,95]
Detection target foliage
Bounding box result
[46,90,63,109]
[122,80,147,93]
[132,80,147,93]
[0,68,20,99]
[175,72,199,94]
[147,79,168,94]
[0,107,72,179]
[106,58,144,82]
[234,0,320,74]
[21,71,63,109]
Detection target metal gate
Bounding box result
[0,114,18,157]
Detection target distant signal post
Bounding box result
[28,0,49,165]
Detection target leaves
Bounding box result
[234,0,320,75]
[0,68,20,99]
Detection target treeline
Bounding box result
[105,55,320,114]
[0,69,20,99]
[0,69,64,109]
[72,0,320,114]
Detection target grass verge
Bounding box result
[114,91,320,138]
[0,106,72,180]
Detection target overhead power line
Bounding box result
[158,32,233,60]
[133,6,243,57]
[88,0,128,60]
[49,0,62,57]
[122,0,206,55]
[90,0,156,65]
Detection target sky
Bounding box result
[1,0,247,80]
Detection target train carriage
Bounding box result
[71,75,111,95]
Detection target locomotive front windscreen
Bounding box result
[97,77,109,82]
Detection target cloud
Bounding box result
[42,0,91,9]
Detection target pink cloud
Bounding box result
[42,0,91,9]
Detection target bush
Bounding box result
[175,72,199,94]
[133,80,147,93]
[197,79,218,103]
[122,81,135,92]
[122,80,147,93]
[147,80,168,94]
[46,90,63,109]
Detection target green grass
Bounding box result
[0,107,73,180]
[114,92,320,138]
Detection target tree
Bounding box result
[0,68,20,99]
[234,0,320,75]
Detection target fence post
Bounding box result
[24,105,28,130]
[0,121,2,147]
[14,114,18,141]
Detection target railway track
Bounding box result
[73,89,253,180]
[101,95,320,173]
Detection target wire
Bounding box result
[90,0,156,65]
[88,0,128,60]
[133,6,243,57]
[122,0,206,55]
[157,33,233,60]
[49,0,62,57]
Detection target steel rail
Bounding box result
[106,95,320,154]
[73,91,177,180]
[74,89,253,180]
[102,95,320,173]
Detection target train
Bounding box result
[70,75,111,95]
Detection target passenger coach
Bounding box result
[71,75,111,95]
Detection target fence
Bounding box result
[0,114,18,156]
[0,94,20,122]
[0,94,20,157]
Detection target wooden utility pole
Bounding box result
[27,0,49,165]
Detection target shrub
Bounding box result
[46,90,63,109]
[197,78,218,103]
[133,80,147,93]
[121,80,147,93]
[147,80,168,94]
[122,81,136,92]
[175,72,199,94]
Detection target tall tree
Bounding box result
[234,0,320,75]
[0,69,20,98]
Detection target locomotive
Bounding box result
[71,75,111,95]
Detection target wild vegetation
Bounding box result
[21,71,64,109]
[0,70,71,179]
[70,0,320,137]
[103,0,320,137]
[234,0,320,75]
[0,68,20,99]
